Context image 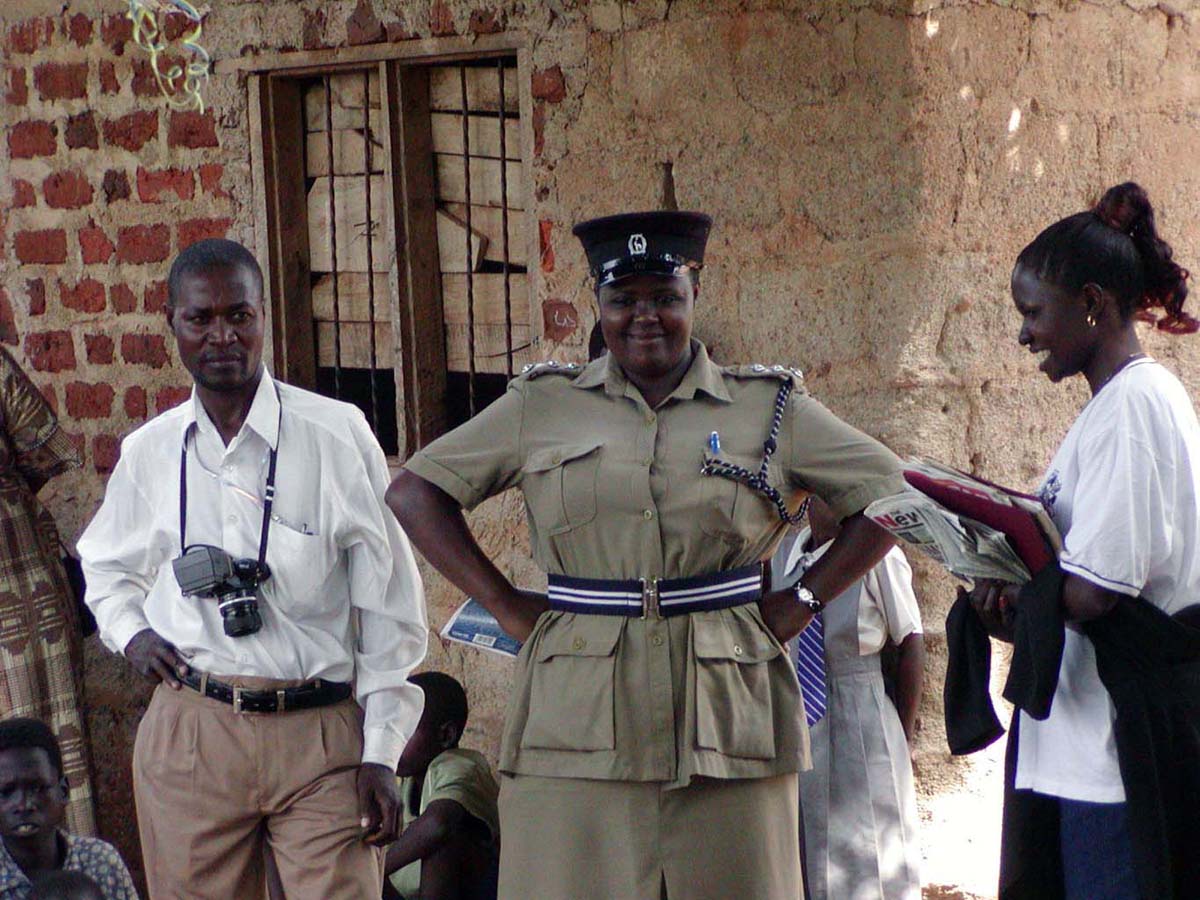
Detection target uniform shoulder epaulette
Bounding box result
[516,360,584,380]
[723,363,805,386]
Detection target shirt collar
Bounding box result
[0,830,69,891]
[177,368,281,450]
[571,340,732,404]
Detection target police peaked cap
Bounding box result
[572,211,712,288]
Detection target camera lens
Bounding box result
[218,595,262,638]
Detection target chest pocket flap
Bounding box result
[521,442,603,535]
[521,614,624,752]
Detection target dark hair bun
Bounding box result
[1093,182,1196,333]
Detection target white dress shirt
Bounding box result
[78,370,428,767]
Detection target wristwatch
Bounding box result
[793,581,824,614]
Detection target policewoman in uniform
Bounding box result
[387,211,906,899]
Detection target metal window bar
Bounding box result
[322,74,342,401]
[361,69,380,433]
[459,67,477,418]
[497,59,513,375]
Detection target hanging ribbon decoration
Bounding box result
[126,0,210,112]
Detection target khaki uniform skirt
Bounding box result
[498,772,800,900]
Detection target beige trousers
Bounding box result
[498,773,802,900]
[133,679,382,900]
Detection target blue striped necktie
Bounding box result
[795,613,826,727]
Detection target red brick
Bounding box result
[7,18,54,55]
[430,0,455,36]
[468,7,503,34]
[162,10,194,42]
[539,219,555,273]
[167,110,218,149]
[39,384,57,414]
[102,169,131,203]
[385,18,417,41]
[101,13,133,56]
[85,333,114,364]
[103,110,158,152]
[346,0,384,46]
[99,60,118,95]
[302,9,327,50]
[79,225,114,264]
[66,382,114,419]
[131,57,188,98]
[123,385,147,419]
[155,386,191,413]
[92,433,120,474]
[532,66,566,103]
[143,281,169,314]
[116,224,171,264]
[9,121,57,159]
[7,68,27,106]
[11,179,36,208]
[43,171,93,209]
[64,111,99,150]
[25,331,76,373]
[178,218,232,249]
[121,333,169,368]
[64,13,93,47]
[109,284,137,314]
[137,166,195,202]
[14,229,67,264]
[25,279,46,316]
[197,163,230,199]
[33,62,88,101]
[532,101,546,157]
[0,288,16,346]
[59,278,106,313]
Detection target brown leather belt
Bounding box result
[180,670,352,714]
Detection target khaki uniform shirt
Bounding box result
[405,341,904,787]
[390,748,500,898]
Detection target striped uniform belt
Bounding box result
[547,563,763,618]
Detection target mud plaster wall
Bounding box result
[4,1,1200,896]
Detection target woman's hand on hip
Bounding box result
[493,588,549,643]
[757,588,814,645]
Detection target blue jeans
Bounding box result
[1058,798,1139,900]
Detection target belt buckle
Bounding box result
[232,686,244,714]
[641,577,661,620]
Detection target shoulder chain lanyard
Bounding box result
[700,379,810,525]
[179,384,283,574]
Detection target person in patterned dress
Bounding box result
[0,347,95,835]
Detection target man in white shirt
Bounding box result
[77,239,428,898]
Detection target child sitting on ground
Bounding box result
[384,672,500,900]
[0,718,137,900]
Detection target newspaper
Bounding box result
[864,457,1063,584]
[440,597,522,658]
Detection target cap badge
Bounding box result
[628,233,648,256]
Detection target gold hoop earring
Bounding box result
[1086,313,1097,328]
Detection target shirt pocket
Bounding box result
[692,611,782,760]
[262,521,334,614]
[520,614,624,752]
[699,453,780,540]
[521,442,602,536]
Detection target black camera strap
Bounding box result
[179,383,283,575]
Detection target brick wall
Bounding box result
[3,10,236,486]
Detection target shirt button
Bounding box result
[572,636,587,651]
[643,458,653,467]
[227,514,237,524]
[651,634,664,647]
[644,412,655,424]
[642,509,654,520]
[733,644,743,656]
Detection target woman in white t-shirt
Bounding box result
[971,182,1200,899]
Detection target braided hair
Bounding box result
[1015,182,1196,334]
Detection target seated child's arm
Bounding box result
[384,799,475,876]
